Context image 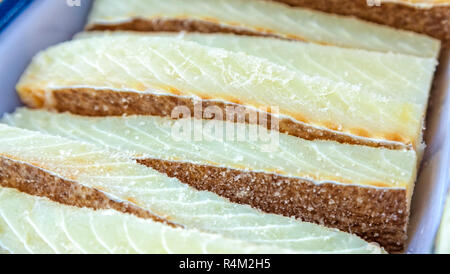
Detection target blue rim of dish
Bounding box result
[0,0,34,34]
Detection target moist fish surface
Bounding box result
[0,187,301,254]
[3,108,417,252]
[16,36,426,148]
[86,0,441,57]
[0,124,384,254]
[76,31,437,106]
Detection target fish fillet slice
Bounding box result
[16,36,425,149]
[3,109,417,251]
[0,187,301,254]
[76,31,437,106]
[0,124,383,254]
[86,0,441,58]
[436,191,450,254]
[270,0,450,45]
[3,108,417,189]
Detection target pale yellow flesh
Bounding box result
[76,31,437,106]
[17,36,425,146]
[87,0,441,58]
[0,124,384,254]
[436,191,450,254]
[3,108,417,189]
[0,187,296,254]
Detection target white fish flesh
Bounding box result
[16,36,426,148]
[75,31,438,106]
[0,187,298,254]
[86,0,441,58]
[0,124,384,254]
[3,108,418,190]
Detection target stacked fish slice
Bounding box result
[0,0,445,253]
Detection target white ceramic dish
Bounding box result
[0,0,448,254]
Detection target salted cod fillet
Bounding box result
[3,108,417,189]
[436,191,450,254]
[86,0,441,58]
[3,108,417,252]
[75,31,438,106]
[16,36,426,150]
[0,187,300,254]
[0,124,384,254]
[268,0,450,45]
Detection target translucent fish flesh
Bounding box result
[86,0,441,58]
[76,31,437,106]
[16,36,426,148]
[2,109,417,251]
[0,187,297,254]
[0,124,384,254]
[3,108,417,190]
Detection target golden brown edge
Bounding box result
[136,157,409,252]
[18,87,410,150]
[0,155,180,228]
[269,0,450,46]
